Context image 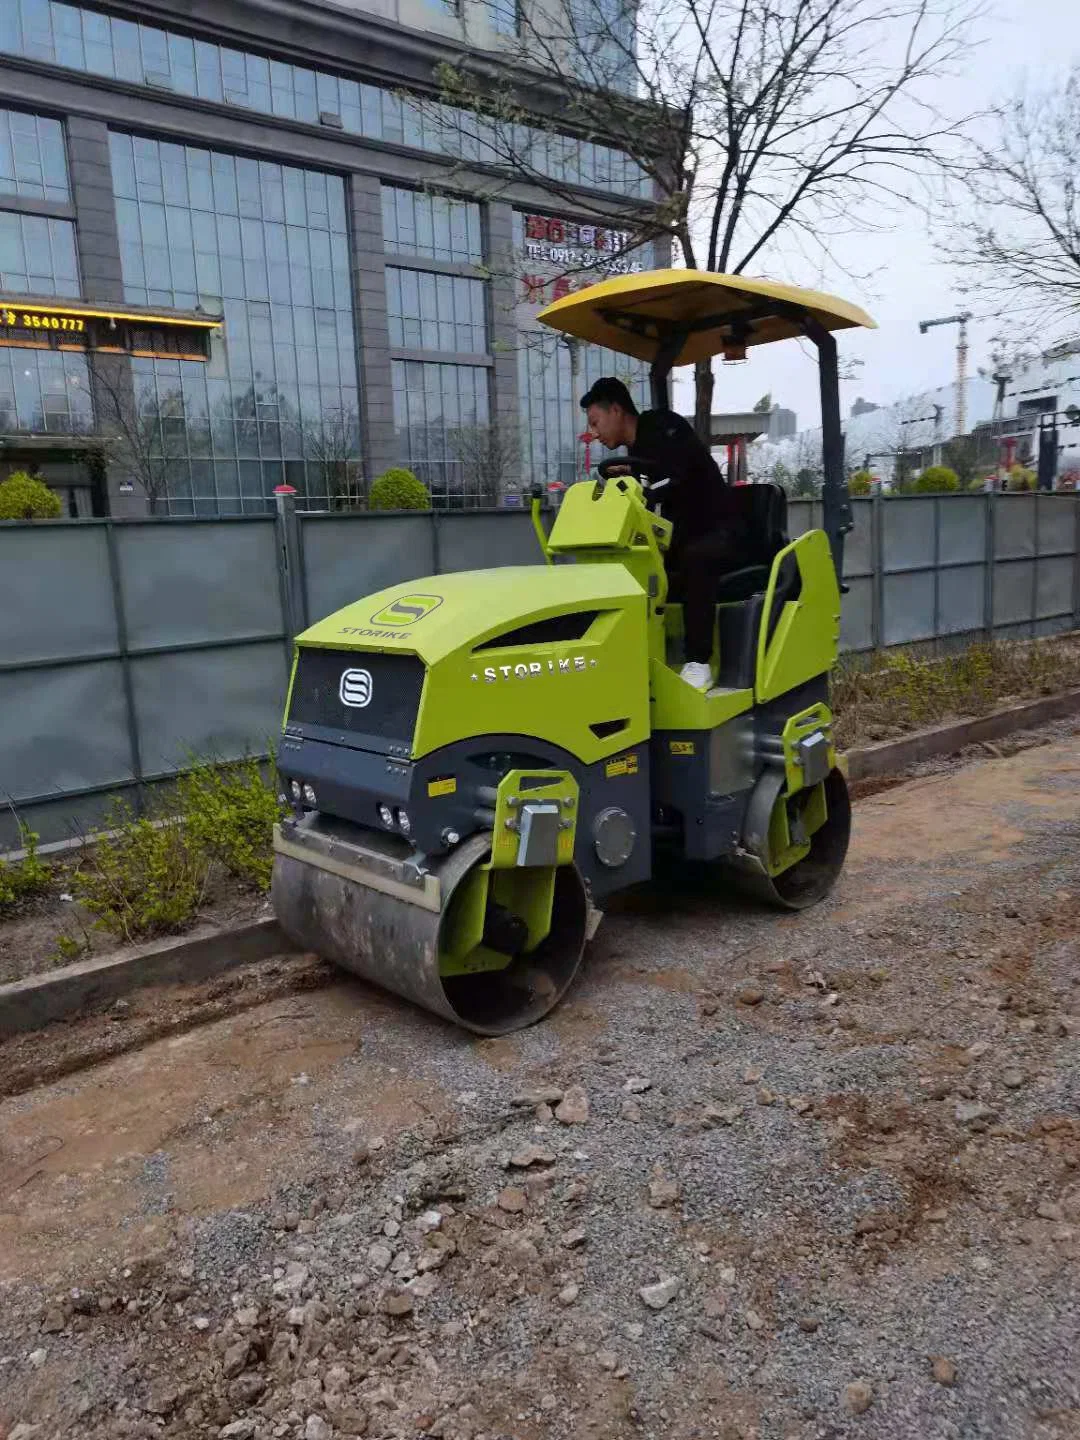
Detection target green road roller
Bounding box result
[271,269,876,1033]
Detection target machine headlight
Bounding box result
[378,803,395,827]
[290,780,302,801]
[397,808,412,835]
[302,784,317,806]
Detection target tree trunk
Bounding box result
[693,359,714,443]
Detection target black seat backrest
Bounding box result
[725,483,789,566]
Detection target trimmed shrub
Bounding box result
[848,470,874,496]
[0,471,62,519]
[368,467,431,511]
[912,465,960,493]
[1007,464,1036,492]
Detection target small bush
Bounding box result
[369,467,431,511]
[967,476,990,492]
[0,824,51,913]
[72,802,210,943]
[912,465,960,493]
[177,756,286,892]
[0,471,62,519]
[1007,464,1036,492]
[848,470,874,496]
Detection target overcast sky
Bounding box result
[671,0,1078,428]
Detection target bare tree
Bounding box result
[449,418,522,504]
[297,407,364,510]
[432,0,980,438]
[953,68,1080,335]
[91,360,189,512]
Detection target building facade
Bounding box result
[0,0,657,515]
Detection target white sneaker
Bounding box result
[679,661,713,691]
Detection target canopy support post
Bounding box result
[803,318,850,589]
[649,333,684,412]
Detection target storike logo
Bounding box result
[471,656,597,682]
[339,668,373,707]
[369,593,443,627]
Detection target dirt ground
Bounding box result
[1,735,1079,1440]
[0,865,268,988]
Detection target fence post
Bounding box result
[1031,491,1040,638]
[871,487,885,652]
[432,509,442,575]
[274,485,306,648]
[103,519,145,811]
[984,490,996,639]
[932,497,942,653]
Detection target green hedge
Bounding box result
[368,467,431,511]
[0,471,62,519]
[912,465,960,493]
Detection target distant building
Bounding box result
[0,0,661,514]
[767,405,797,440]
[851,397,881,418]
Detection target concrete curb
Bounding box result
[0,915,288,1040]
[845,686,1080,781]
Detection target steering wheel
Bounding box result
[596,456,658,483]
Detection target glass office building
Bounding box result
[0,0,656,513]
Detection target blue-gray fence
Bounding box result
[2,492,1078,847]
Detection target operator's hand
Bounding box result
[601,462,632,477]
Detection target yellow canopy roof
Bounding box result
[537,268,876,365]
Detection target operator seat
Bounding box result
[713,482,789,601]
[710,483,801,689]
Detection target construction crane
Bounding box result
[918,312,973,438]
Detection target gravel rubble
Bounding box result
[1,735,1079,1439]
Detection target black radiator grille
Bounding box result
[288,648,425,745]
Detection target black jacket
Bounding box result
[631,409,735,556]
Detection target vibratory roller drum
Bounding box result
[272,812,590,1035]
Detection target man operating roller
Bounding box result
[580,377,743,691]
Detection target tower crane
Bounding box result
[918,312,973,438]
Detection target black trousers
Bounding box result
[667,529,743,663]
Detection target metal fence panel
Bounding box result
[1034,614,1075,638]
[0,660,132,806]
[883,498,936,572]
[131,643,288,776]
[883,571,937,646]
[3,492,1078,853]
[994,496,1037,559]
[301,514,436,624]
[1,790,121,852]
[839,576,874,652]
[938,497,986,565]
[117,520,282,650]
[845,500,873,578]
[1036,557,1075,620]
[938,565,986,636]
[436,513,538,572]
[0,523,117,665]
[993,560,1036,627]
[788,500,813,536]
[1037,494,1078,556]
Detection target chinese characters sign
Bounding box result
[519,212,645,309]
[0,302,217,361]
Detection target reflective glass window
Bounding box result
[0,107,70,202]
[110,132,360,514]
[0,1,649,197]
[391,358,492,507]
